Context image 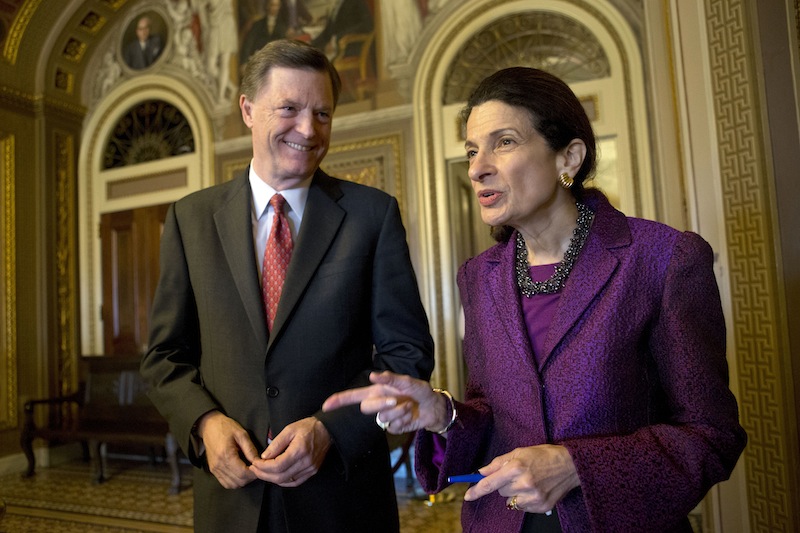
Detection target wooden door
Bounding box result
[100,204,169,356]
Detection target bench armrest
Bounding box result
[23,389,84,430]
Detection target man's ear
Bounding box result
[558,139,587,176]
[240,95,254,129]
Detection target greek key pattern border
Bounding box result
[705,0,795,529]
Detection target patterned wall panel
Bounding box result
[0,132,16,430]
[705,0,797,530]
[221,135,405,219]
[54,131,77,396]
[326,135,405,219]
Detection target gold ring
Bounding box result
[506,495,521,511]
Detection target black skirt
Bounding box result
[521,508,562,533]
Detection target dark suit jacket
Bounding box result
[240,14,290,67]
[415,191,746,532]
[123,35,163,69]
[312,0,374,55]
[142,169,434,532]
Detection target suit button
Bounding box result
[266,387,279,398]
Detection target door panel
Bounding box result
[100,204,169,356]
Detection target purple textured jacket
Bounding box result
[415,191,746,532]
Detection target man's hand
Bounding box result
[197,411,260,489]
[249,417,332,487]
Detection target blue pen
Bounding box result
[447,473,484,483]
[447,473,553,516]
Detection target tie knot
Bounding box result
[270,194,286,213]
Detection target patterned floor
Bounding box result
[0,457,464,533]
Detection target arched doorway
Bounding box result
[78,77,214,355]
[413,0,650,400]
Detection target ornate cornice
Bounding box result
[43,96,87,121]
[0,85,36,114]
[0,86,86,121]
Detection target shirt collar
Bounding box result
[248,162,312,219]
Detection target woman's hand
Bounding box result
[463,444,580,514]
[322,371,450,434]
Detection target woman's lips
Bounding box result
[477,190,501,207]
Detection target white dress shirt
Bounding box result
[248,164,311,277]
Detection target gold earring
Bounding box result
[559,172,574,189]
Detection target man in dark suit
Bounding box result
[123,15,163,69]
[312,0,374,57]
[239,0,313,69]
[141,39,434,532]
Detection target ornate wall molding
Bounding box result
[327,134,405,218]
[705,0,797,529]
[55,130,77,395]
[218,135,406,218]
[0,132,17,430]
[1,0,41,65]
[0,86,36,114]
[796,0,799,58]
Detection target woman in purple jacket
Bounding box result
[324,67,746,532]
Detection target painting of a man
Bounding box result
[239,0,312,68]
[238,0,376,103]
[123,14,165,70]
[311,0,373,58]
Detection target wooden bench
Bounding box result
[20,355,181,494]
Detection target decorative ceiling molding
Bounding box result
[2,0,40,65]
[442,11,611,105]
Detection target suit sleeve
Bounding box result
[314,197,434,473]
[562,231,747,531]
[140,204,220,466]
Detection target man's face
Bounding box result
[136,18,151,41]
[240,67,334,190]
[268,0,281,16]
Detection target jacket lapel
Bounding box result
[541,195,630,362]
[486,241,537,368]
[268,171,344,347]
[213,174,269,350]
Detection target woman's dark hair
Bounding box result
[461,67,597,241]
[241,39,342,108]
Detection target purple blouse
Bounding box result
[522,264,560,369]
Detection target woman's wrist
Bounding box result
[427,388,457,434]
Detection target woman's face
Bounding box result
[465,100,568,231]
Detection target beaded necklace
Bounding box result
[514,202,593,297]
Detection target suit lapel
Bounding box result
[487,242,537,368]
[268,172,344,347]
[213,175,268,349]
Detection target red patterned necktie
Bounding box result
[262,194,293,331]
